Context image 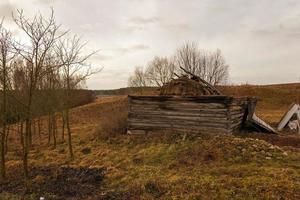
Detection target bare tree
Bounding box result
[173,41,203,76]
[146,56,175,87]
[206,49,229,85]
[12,9,65,180]
[128,66,149,87]
[0,19,14,180]
[128,42,229,87]
[56,35,97,160]
[174,42,229,85]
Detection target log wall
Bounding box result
[127,96,250,134]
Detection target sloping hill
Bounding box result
[218,83,300,124]
[94,83,300,124]
[2,96,300,199]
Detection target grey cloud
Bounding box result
[0,3,16,21]
[129,17,160,25]
[92,54,114,61]
[34,0,62,5]
[253,21,300,38]
[116,44,150,54]
[3,0,300,89]
[123,17,160,33]
[164,22,191,33]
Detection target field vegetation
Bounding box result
[1,83,300,199]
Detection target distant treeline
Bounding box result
[92,87,159,96]
[1,89,94,124]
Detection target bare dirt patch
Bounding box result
[0,166,105,199]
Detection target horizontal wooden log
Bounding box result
[131,104,227,111]
[127,95,252,135]
[230,109,245,114]
[128,119,229,128]
[129,115,228,123]
[129,111,227,118]
[131,105,228,113]
[128,128,231,135]
[230,112,245,119]
[131,100,226,109]
[229,105,245,111]
[128,123,229,132]
[129,95,233,104]
[230,121,243,129]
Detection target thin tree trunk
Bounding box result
[38,118,42,145]
[33,120,36,139]
[19,121,24,149]
[61,112,65,143]
[52,114,56,148]
[23,118,30,180]
[66,69,74,160]
[4,125,9,155]
[48,113,52,145]
[0,57,7,180]
[0,128,5,180]
[66,108,74,160]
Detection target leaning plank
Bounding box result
[277,104,300,131]
[250,113,276,133]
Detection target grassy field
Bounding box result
[1,84,300,199]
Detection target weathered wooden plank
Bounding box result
[130,104,226,111]
[127,95,252,135]
[131,100,226,109]
[128,123,229,132]
[128,128,231,134]
[129,111,227,118]
[129,95,232,104]
[230,109,244,114]
[131,105,228,113]
[128,119,229,128]
[230,113,245,119]
[277,104,300,130]
[129,95,229,100]
[229,105,245,110]
[230,121,243,129]
[128,118,229,126]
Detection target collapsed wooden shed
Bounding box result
[127,95,251,134]
[127,74,276,135]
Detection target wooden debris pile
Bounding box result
[277,103,300,133]
[160,75,220,96]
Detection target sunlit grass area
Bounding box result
[1,89,300,199]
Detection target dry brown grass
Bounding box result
[218,83,300,123]
[2,84,300,199]
[93,98,128,140]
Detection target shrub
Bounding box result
[94,98,128,140]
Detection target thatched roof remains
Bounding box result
[160,75,221,96]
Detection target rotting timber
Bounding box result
[128,95,251,134]
[127,71,276,135]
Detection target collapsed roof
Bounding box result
[160,67,221,96]
[159,69,276,134]
[278,104,300,133]
[159,75,221,96]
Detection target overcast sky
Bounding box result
[1,0,300,89]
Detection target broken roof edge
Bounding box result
[244,97,277,134]
[249,113,277,134]
[277,103,300,131]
